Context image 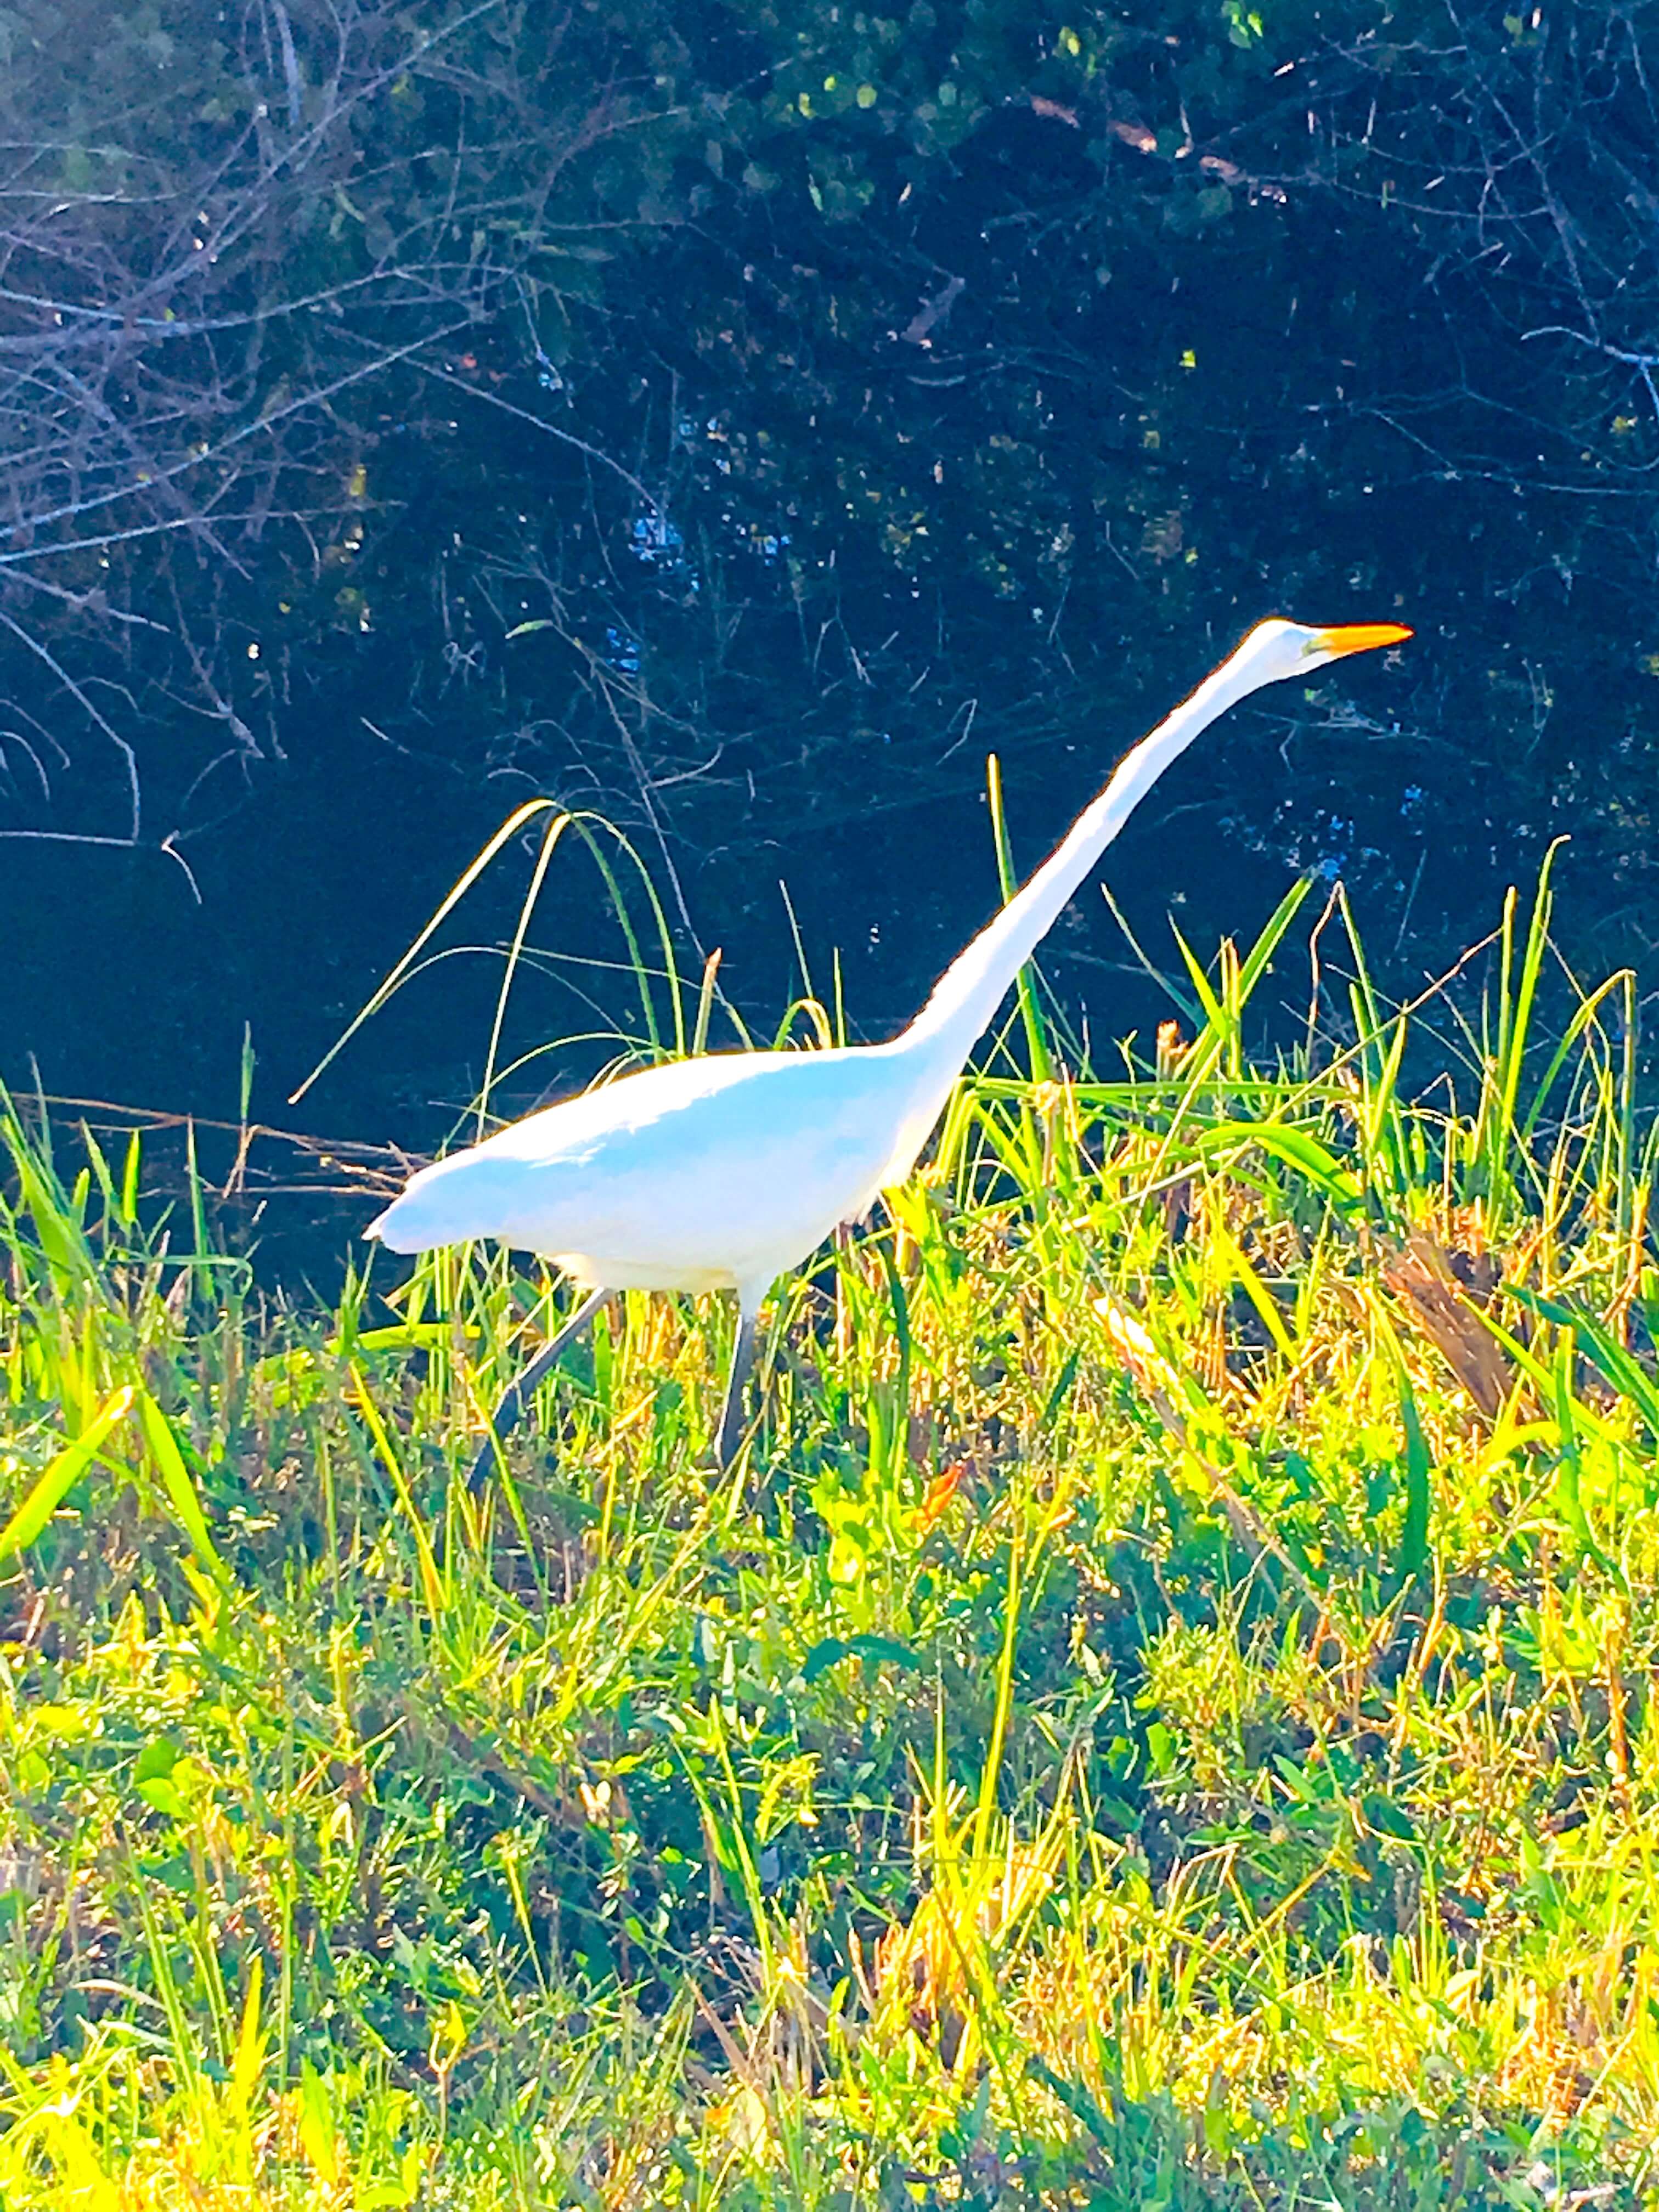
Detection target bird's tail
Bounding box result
[365,1189,438,1253]
[366,1152,507,1253]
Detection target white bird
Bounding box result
[369,616,1410,1475]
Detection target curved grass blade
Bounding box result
[134,1387,227,1583]
[1376,1323,1431,1594]
[289,798,563,1105]
[562,813,686,1060]
[1188,1121,1367,1220]
[1511,1287,1659,1447]
[478,809,571,1136]
[0,1384,134,1561]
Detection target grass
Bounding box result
[2,825,1658,2207]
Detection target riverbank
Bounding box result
[0,871,1654,2208]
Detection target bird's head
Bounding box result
[1233,616,1413,687]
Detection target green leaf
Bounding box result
[136,1775,190,1821]
[136,1389,226,1581]
[134,1737,179,1785]
[1393,1362,1432,1592]
[1513,1287,1659,1443]
[1190,1121,1366,1217]
[0,1385,133,1561]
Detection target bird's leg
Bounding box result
[468,1284,610,1492]
[714,1300,761,1469]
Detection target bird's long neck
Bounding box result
[899,644,1269,1073]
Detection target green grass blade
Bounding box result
[0,1384,134,1560]
[986,753,1053,1084]
[134,1387,228,1583]
[289,797,563,1105]
[478,809,571,1136]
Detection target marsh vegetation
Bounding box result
[2,854,1657,2205]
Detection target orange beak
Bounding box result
[1314,620,1414,659]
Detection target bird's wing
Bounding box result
[371,1046,906,1277]
[493,1051,898,1264]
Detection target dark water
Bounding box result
[5,14,1658,1285]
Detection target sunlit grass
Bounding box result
[1,836,1657,2205]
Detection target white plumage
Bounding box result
[374,1042,941,1302]
[370,615,1410,1468]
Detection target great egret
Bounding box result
[369,616,1410,1475]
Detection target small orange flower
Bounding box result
[917,1460,968,1533]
